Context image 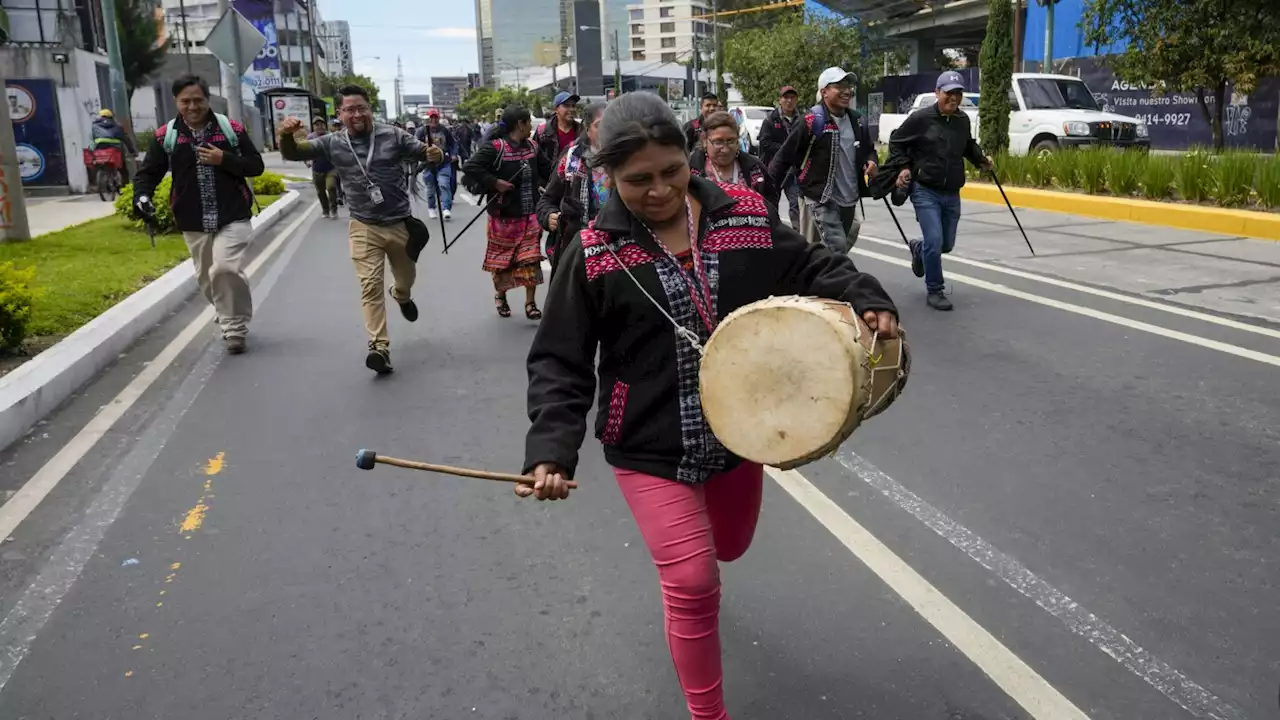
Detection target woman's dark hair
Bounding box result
[487,105,532,141]
[171,74,209,98]
[701,111,738,137]
[593,92,687,171]
[577,102,606,141]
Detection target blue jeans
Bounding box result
[911,184,961,293]
[780,170,800,228]
[425,164,453,211]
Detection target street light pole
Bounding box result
[178,0,193,73]
[216,0,245,122]
[0,62,31,241]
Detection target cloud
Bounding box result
[422,27,476,40]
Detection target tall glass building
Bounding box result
[475,0,565,86]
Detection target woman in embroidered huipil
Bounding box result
[536,103,608,279]
[688,111,775,201]
[519,92,900,720]
[461,105,546,320]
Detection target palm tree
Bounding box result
[117,0,169,101]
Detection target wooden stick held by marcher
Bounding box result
[355,449,579,488]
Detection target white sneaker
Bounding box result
[428,209,438,219]
[443,209,452,220]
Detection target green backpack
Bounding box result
[162,113,258,210]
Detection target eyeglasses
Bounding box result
[707,138,738,149]
[342,104,371,115]
[827,85,854,96]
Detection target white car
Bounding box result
[729,105,773,155]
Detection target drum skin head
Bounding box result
[700,298,865,467]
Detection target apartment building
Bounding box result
[320,20,353,77]
[162,0,325,91]
[625,0,710,64]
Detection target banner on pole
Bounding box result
[234,0,282,91]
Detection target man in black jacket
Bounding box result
[134,74,264,354]
[768,67,878,255]
[890,70,991,311]
[682,92,720,152]
[536,91,580,185]
[755,85,801,227]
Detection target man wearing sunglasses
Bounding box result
[768,67,877,256]
[889,70,991,311]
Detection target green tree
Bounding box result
[320,72,381,110]
[1081,0,1280,150]
[455,86,546,121]
[723,14,900,108]
[118,0,168,101]
[978,0,1014,154]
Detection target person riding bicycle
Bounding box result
[91,108,136,183]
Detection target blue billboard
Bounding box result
[6,79,67,187]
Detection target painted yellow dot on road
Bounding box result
[204,452,226,476]
[169,563,180,571]
[179,502,209,533]
[139,633,149,639]
[125,671,134,678]
[132,645,143,650]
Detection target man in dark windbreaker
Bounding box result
[890,70,991,311]
[682,92,720,152]
[755,85,801,227]
[768,67,878,255]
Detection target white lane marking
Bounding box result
[0,203,320,543]
[831,451,1245,720]
[851,246,1280,368]
[766,466,1092,720]
[859,234,1280,341]
[457,191,479,206]
[0,201,321,693]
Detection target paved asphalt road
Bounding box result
[1,177,1277,720]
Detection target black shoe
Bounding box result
[365,347,393,374]
[927,292,953,311]
[398,298,419,322]
[909,241,925,278]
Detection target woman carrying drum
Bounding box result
[536,102,607,279]
[519,92,899,720]
[462,105,546,320]
[688,111,775,200]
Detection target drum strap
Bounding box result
[603,245,706,357]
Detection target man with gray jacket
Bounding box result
[277,84,443,375]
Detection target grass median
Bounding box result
[0,194,283,374]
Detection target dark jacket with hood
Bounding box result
[91,116,135,153]
[688,148,777,201]
[536,140,600,266]
[536,117,580,186]
[768,103,877,204]
[462,134,545,218]
[888,103,987,194]
[755,106,800,168]
[134,114,264,233]
[524,176,897,485]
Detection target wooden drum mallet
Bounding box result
[355,449,579,489]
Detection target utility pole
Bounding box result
[309,0,323,94]
[98,0,134,134]
[1042,0,1055,70]
[179,0,194,73]
[295,5,311,94]
[216,0,245,121]
[711,0,722,98]
[394,55,404,118]
[0,64,32,242]
[613,28,621,96]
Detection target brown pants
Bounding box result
[349,218,416,351]
[182,220,254,339]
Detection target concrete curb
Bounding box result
[0,190,303,453]
[960,183,1280,242]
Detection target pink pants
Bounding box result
[613,462,765,720]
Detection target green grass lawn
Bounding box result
[1,193,287,339]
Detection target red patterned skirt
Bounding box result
[484,214,545,293]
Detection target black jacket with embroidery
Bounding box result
[688,148,777,202]
[768,104,877,204]
[524,176,898,485]
[461,136,544,218]
[134,115,264,233]
[535,141,597,254]
[755,106,800,168]
[536,118,579,187]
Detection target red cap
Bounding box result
[779,85,798,96]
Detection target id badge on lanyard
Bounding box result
[343,130,383,205]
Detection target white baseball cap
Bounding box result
[817,66,856,89]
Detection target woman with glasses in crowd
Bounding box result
[688,111,775,200]
[462,105,546,320]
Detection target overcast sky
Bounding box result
[321,0,479,110]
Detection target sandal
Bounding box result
[525,302,542,320]
[495,294,511,318]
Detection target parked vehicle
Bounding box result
[877,92,980,144]
[877,73,1150,156]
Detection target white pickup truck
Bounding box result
[876,73,1150,156]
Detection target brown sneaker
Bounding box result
[225,336,247,354]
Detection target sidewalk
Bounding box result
[852,197,1280,326]
[22,195,117,237]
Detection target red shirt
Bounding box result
[557,126,576,154]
